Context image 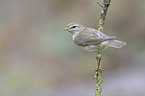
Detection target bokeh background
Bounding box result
[0,0,145,96]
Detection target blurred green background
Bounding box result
[0,0,145,96]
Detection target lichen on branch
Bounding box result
[98,0,111,32]
[95,0,111,96]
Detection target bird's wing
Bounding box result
[74,28,116,46]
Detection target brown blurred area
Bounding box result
[0,0,145,96]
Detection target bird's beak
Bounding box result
[63,27,70,31]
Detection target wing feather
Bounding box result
[74,28,116,46]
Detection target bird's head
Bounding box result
[63,22,84,34]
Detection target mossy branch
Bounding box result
[94,0,111,96]
[98,0,111,32]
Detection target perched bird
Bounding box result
[64,22,126,55]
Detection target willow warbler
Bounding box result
[64,22,126,54]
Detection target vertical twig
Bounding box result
[95,52,103,96]
[98,0,111,32]
[94,0,111,96]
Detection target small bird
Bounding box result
[64,22,126,55]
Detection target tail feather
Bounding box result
[106,40,126,48]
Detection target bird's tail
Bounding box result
[105,40,126,48]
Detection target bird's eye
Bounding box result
[72,26,76,28]
[71,26,78,29]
